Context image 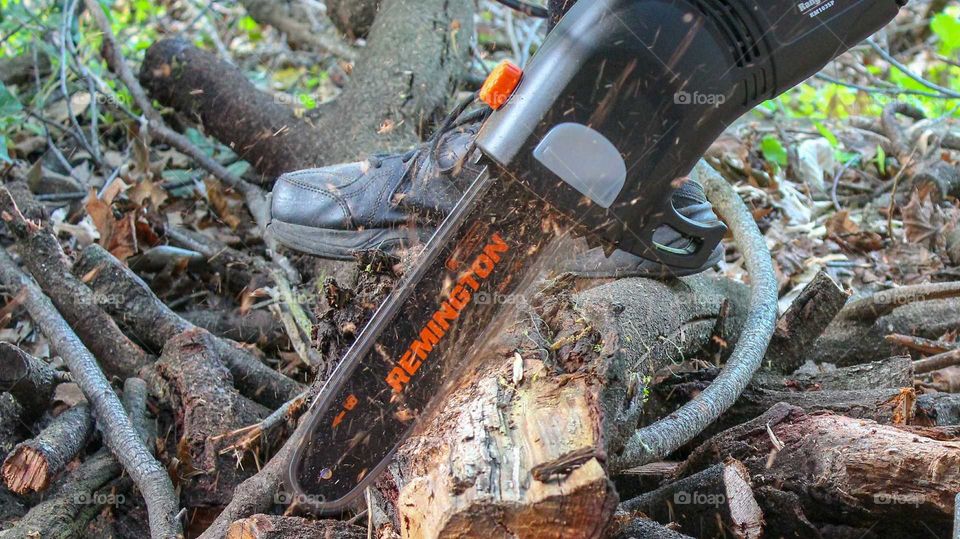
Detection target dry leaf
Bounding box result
[85,190,115,246]
[129,179,168,209]
[204,179,243,230]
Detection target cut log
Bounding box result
[764,271,848,374]
[683,403,960,537]
[1,404,94,494]
[225,515,366,539]
[0,342,63,417]
[157,329,269,506]
[389,273,749,538]
[620,460,763,539]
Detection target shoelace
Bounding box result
[367,91,484,170]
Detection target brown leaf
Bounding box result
[204,179,243,230]
[902,190,947,250]
[128,179,168,209]
[108,212,138,261]
[85,190,115,247]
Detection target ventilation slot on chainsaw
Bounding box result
[692,0,759,67]
[741,67,770,106]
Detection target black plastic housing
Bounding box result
[477,0,905,267]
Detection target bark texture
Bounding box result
[157,329,269,507]
[683,403,960,537]
[0,342,61,418]
[225,515,366,539]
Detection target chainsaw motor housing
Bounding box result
[477,0,906,269]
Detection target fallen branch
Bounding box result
[225,514,366,539]
[1,377,153,539]
[0,248,182,538]
[0,187,154,378]
[840,282,960,323]
[914,349,960,374]
[1,404,94,494]
[0,342,67,418]
[74,244,304,408]
[610,163,779,469]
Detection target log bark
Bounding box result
[139,0,473,180]
[607,518,694,539]
[621,460,763,539]
[810,296,960,366]
[1,404,94,494]
[752,355,914,391]
[157,329,269,507]
[764,271,847,374]
[73,244,304,408]
[0,342,63,418]
[0,394,24,461]
[182,308,287,348]
[683,403,960,537]
[0,379,152,539]
[225,515,366,539]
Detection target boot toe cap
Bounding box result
[271,168,356,229]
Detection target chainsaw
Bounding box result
[287,0,906,513]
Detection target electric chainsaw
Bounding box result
[287,0,906,513]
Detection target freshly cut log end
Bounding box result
[1,446,50,494]
[225,514,366,539]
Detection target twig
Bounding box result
[885,334,958,355]
[867,39,960,99]
[610,163,779,470]
[0,248,182,538]
[915,349,960,375]
[840,282,960,322]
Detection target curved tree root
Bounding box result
[609,163,779,471]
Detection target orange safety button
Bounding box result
[479,60,523,110]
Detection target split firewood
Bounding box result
[0,341,67,418]
[1,403,93,494]
[73,244,304,408]
[764,270,848,374]
[0,187,153,378]
[682,403,960,537]
[620,459,763,539]
[157,329,269,507]
[225,515,366,539]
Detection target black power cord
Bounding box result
[492,0,549,18]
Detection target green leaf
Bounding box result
[0,135,11,164]
[761,135,788,168]
[875,145,887,176]
[813,121,839,148]
[931,12,960,53]
[0,82,22,117]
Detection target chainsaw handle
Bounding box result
[477,0,904,267]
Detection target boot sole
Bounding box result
[267,221,430,260]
